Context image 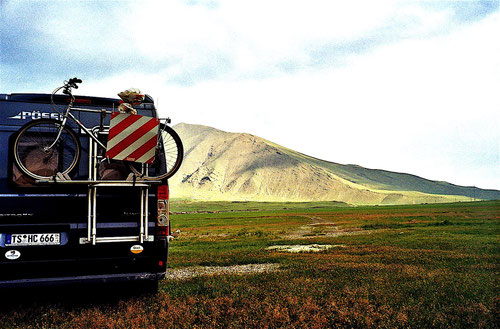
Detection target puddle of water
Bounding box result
[266,244,345,253]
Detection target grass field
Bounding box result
[1,200,498,328]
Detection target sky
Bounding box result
[1,0,499,190]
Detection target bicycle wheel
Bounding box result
[13,119,81,180]
[127,124,183,181]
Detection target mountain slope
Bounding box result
[169,123,500,204]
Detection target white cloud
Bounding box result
[150,8,500,189]
[2,0,498,189]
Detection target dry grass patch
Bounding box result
[165,263,280,281]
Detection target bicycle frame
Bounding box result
[48,97,171,157]
[40,79,181,182]
[48,89,107,152]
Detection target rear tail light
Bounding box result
[156,226,169,236]
[157,185,170,237]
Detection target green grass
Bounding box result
[170,199,349,213]
[0,200,498,328]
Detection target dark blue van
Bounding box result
[0,92,172,292]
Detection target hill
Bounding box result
[168,123,500,205]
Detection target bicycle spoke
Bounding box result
[14,120,80,180]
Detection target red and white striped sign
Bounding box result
[105,112,159,164]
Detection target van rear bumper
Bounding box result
[0,271,165,288]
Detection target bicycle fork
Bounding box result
[45,97,75,152]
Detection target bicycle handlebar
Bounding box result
[67,77,82,89]
[62,77,82,95]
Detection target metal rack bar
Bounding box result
[79,236,154,244]
[76,127,157,245]
[140,187,144,244]
[144,185,149,241]
[91,131,98,245]
[87,185,92,242]
[91,187,97,245]
[88,135,93,244]
[70,107,113,115]
[36,180,161,186]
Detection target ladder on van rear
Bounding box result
[83,128,162,245]
[38,127,162,245]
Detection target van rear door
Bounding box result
[0,93,168,288]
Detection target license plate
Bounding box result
[6,233,60,246]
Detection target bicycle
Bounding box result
[12,78,183,181]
